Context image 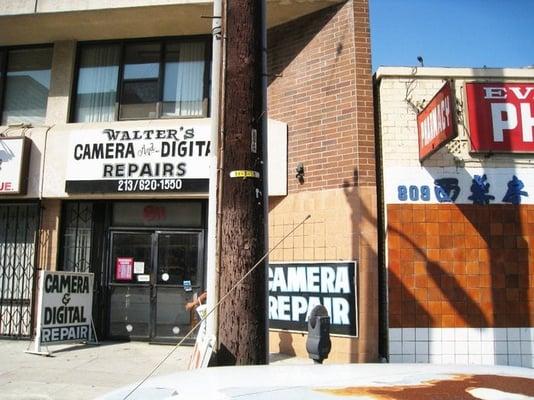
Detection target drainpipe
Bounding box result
[205,0,223,345]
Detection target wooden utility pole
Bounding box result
[216,0,268,365]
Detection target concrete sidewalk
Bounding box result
[0,340,309,400]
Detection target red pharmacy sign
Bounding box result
[466,82,534,153]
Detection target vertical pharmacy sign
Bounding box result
[417,81,456,162]
[30,271,94,354]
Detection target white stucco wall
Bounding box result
[376,67,534,205]
[376,67,534,368]
[376,67,534,170]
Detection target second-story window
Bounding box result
[72,38,209,123]
[0,46,53,125]
[74,44,120,122]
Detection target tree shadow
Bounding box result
[343,169,379,362]
[387,204,489,329]
[457,204,530,330]
[277,331,296,357]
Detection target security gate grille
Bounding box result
[0,204,39,338]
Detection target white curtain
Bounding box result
[163,42,205,117]
[75,45,120,122]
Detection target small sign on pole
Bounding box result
[27,271,95,356]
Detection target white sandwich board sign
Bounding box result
[28,271,94,355]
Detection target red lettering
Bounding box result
[143,206,166,221]
[467,82,534,152]
[0,182,13,191]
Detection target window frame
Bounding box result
[70,36,212,123]
[0,43,54,126]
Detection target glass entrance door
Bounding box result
[155,232,203,341]
[109,232,153,339]
[108,230,203,341]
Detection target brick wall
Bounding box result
[266,0,378,362]
[268,0,375,192]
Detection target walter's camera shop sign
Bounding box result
[29,271,94,354]
[268,262,357,336]
[64,125,210,194]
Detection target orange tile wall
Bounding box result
[388,204,534,328]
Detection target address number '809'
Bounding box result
[397,185,431,201]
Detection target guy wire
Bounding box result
[122,213,312,400]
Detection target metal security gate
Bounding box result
[0,204,39,338]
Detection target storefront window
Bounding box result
[72,38,208,122]
[1,47,53,125]
[157,232,199,285]
[60,202,94,272]
[112,201,202,228]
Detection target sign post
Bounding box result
[27,271,95,356]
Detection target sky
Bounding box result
[370,0,534,71]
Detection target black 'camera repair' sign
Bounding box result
[268,262,357,336]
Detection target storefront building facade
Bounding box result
[0,0,378,362]
[375,67,534,367]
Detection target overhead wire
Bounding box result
[122,213,312,400]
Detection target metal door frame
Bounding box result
[153,229,204,342]
[107,230,153,340]
[0,202,40,339]
[106,228,205,341]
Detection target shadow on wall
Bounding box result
[423,162,531,331]
[268,167,379,363]
[277,331,296,357]
[388,271,432,327]
[388,216,488,328]
[387,201,532,365]
[457,204,530,328]
[267,4,343,87]
[266,0,378,361]
[343,169,379,363]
